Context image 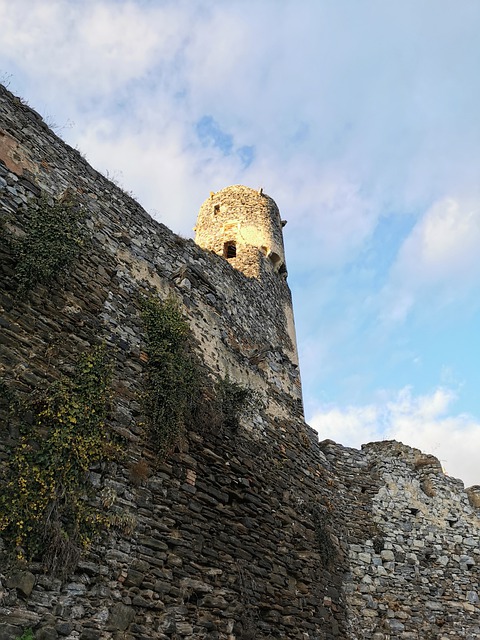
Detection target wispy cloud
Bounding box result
[382,196,480,322]
[0,1,183,97]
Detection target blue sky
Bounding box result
[1,0,480,486]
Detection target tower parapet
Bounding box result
[195,185,287,279]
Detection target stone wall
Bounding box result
[321,440,480,639]
[1,84,479,640]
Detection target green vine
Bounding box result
[141,296,256,455]
[141,296,201,457]
[216,376,255,431]
[0,345,119,576]
[13,191,86,295]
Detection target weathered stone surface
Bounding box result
[466,485,480,508]
[36,627,58,640]
[0,624,21,640]
[108,604,135,631]
[6,571,35,597]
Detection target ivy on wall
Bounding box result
[0,345,120,577]
[13,191,86,295]
[141,295,256,457]
[216,376,255,432]
[141,296,202,457]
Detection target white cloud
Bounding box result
[397,197,480,286]
[382,196,480,321]
[2,0,480,271]
[0,0,189,100]
[310,386,480,488]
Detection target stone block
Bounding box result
[109,604,135,631]
[0,625,21,640]
[36,627,58,640]
[6,571,35,597]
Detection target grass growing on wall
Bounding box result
[0,345,120,576]
[13,191,86,295]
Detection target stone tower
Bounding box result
[194,186,302,407]
[194,185,288,280]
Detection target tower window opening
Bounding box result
[224,241,236,259]
[269,252,282,270]
[214,204,220,215]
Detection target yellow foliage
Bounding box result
[0,345,124,574]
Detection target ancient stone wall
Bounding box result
[321,440,480,639]
[0,84,479,640]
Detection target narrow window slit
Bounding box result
[224,242,236,259]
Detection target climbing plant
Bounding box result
[0,345,120,576]
[141,296,257,455]
[13,191,86,295]
[216,376,255,431]
[141,296,202,457]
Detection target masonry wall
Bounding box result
[321,440,480,639]
[0,84,479,640]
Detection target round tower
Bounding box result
[194,184,302,412]
[194,185,287,279]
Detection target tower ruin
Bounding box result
[195,185,288,280]
[194,185,301,402]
